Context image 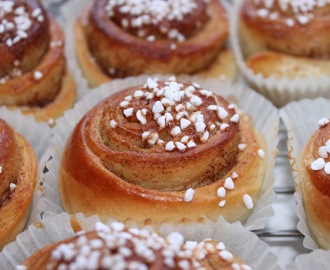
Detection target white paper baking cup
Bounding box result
[41,74,279,231]
[231,0,330,107]
[288,249,330,270]
[0,212,280,270]
[280,98,330,250]
[0,107,52,241]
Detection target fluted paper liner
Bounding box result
[0,107,52,244]
[231,0,330,107]
[288,249,330,270]
[280,98,330,249]
[0,212,280,270]
[41,75,279,231]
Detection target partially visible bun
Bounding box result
[22,221,250,270]
[0,119,37,250]
[0,0,76,123]
[299,118,330,249]
[75,0,235,87]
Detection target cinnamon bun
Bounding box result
[21,221,251,269]
[59,77,267,226]
[74,0,235,87]
[299,117,330,249]
[0,0,76,123]
[239,0,330,79]
[0,118,37,250]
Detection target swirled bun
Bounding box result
[75,0,235,87]
[22,221,251,269]
[0,119,37,250]
[0,0,75,123]
[299,118,330,249]
[239,0,330,80]
[59,77,267,226]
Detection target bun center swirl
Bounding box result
[73,78,240,191]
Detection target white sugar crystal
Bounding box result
[324,162,330,174]
[219,250,233,261]
[230,114,239,123]
[152,101,164,113]
[217,107,228,120]
[318,146,328,158]
[187,140,196,148]
[180,118,191,130]
[123,108,134,117]
[133,90,144,99]
[190,95,203,106]
[220,123,229,130]
[224,177,234,190]
[184,188,194,202]
[238,143,247,151]
[243,194,253,209]
[136,110,147,124]
[120,100,129,107]
[217,187,226,197]
[218,200,226,207]
[165,141,176,151]
[318,117,329,127]
[33,70,43,80]
[9,183,16,192]
[311,158,325,170]
[110,120,117,128]
[176,142,186,151]
[171,126,181,136]
[195,122,206,133]
[216,242,225,250]
[258,149,265,159]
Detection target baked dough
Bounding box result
[0,119,37,250]
[239,0,330,81]
[0,0,76,123]
[59,77,266,226]
[75,0,235,87]
[246,51,330,79]
[299,119,330,249]
[22,221,249,269]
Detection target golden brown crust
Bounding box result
[246,51,330,79]
[300,122,330,249]
[240,0,330,58]
[75,0,235,87]
[0,6,76,123]
[0,0,50,78]
[23,223,246,269]
[59,79,266,226]
[0,119,37,250]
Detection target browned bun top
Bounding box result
[75,77,240,191]
[0,0,50,78]
[23,221,249,270]
[94,0,208,41]
[305,118,330,197]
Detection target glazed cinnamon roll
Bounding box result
[239,0,330,79]
[59,77,266,226]
[0,0,76,123]
[75,0,235,87]
[0,118,37,250]
[299,117,330,249]
[21,221,251,269]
